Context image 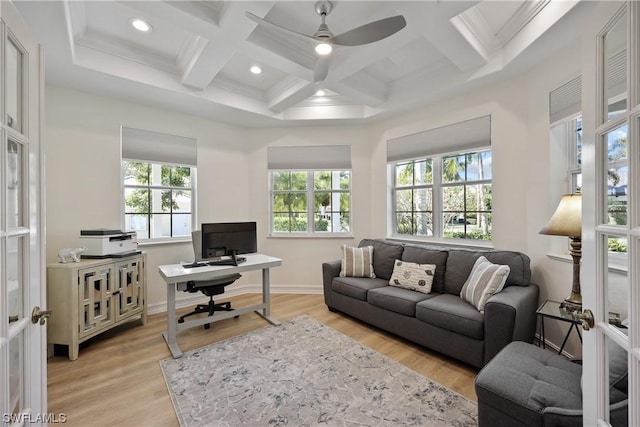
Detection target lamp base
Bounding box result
[560,292,582,312]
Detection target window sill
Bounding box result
[545,252,627,274]
[137,236,192,247]
[267,233,354,239]
[386,236,493,250]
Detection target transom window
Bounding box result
[392,149,492,241]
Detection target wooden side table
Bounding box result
[536,299,582,355]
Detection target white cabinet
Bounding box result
[46,254,147,360]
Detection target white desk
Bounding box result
[158,253,282,358]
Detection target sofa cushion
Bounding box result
[460,256,510,313]
[416,294,484,340]
[358,239,404,281]
[332,277,388,301]
[339,244,375,278]
[368,286,435,317]
[443,249,531,295]
[389,260,436,294]
[400,245,448,293]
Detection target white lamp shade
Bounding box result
[539,194,582,238]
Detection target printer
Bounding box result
[80,229,138,257]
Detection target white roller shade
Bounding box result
[549,76,582,123]
[121,127,197,166]
[386,115,491,163]
[267,145,351,170]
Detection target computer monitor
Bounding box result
[200,222,257,259]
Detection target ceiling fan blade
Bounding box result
[245,11,316,42]
[330,15,406,46]
[314,56,331,83]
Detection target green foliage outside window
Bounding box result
[271,170,350,233]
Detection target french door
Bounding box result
[582,1,638,425]
[0,1,46,424]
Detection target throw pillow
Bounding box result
[388,260,436,294]
[339,245,376,278]
[460,256,510,312]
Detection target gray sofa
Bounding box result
[322,239,539,368]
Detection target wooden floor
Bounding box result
[47,294,478,426]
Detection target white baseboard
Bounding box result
[147,284,323,316]
[534,333,575,359]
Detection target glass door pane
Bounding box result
[601,125,628,225]
[603,10,627,123]
[7,139,23,228]
[7,237,24,325]
[5,36,23,133]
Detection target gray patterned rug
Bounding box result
[160,316,477,426]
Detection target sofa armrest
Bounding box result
[322,260,342,308]
[483,283,539,365]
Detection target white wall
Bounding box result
[44,86,251,312]
[44,41,591,353]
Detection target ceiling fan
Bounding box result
[246,1,406,83]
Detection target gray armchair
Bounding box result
[475,341,628,426]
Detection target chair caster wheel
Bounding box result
[178,318,184,324]
[204,323,210,330]
[234,315,240,319]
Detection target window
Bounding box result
[121,127,196,241]
[123,162,193,239]
[267,145,352,236]
[271,170,351,233]
[387,116,492,242]
[392,150,492,240]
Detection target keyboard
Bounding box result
[207,256,246,266]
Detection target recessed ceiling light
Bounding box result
[315,90,326,96]
[315,42,332,56]
[131,18,152,33]
[250,65,262,74]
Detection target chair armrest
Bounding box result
[483,283,539,365]
[542,407,583,427]
[322,260,342,308]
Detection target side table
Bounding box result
[536,299,582,355]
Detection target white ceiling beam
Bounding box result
[406,1,488,72]
[267,76,317,113]
[180,2,275,90]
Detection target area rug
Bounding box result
[160,316,477,426]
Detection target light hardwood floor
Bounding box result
[47,294,478,426]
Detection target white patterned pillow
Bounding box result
[339,245,376,278]
[389,260,436,294]
[460,256,510,312]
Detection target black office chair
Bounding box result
[178,273,241,329]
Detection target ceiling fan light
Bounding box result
[315,42,332,55]
[250,65,262,74]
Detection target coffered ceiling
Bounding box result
[14,0,592,127]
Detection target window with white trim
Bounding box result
[387,116,492,241]
[268,145,351,235]
[121,127,196,241]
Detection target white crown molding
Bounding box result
[75,30,179,75]
[496,0,551,46]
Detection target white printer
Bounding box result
[80,229,138,257]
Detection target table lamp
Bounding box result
[539,194,582,312]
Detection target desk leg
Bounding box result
[255,268,280,326]
[162,281,183,358]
